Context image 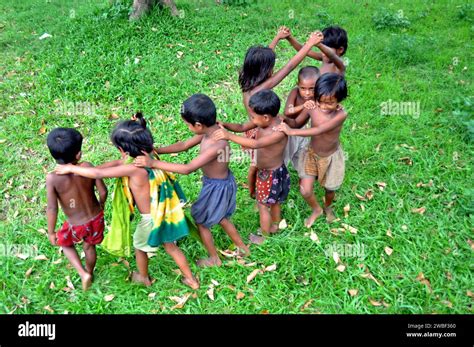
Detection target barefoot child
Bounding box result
[46,128,108,290]
[222,31,324,199]
[283,26,348,75]
[278,73,348,226]
[55,115,199,289]
[213,90,289,245]
[283,66,320,178]
[134,94,249,268]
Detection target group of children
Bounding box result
[46,25,349,291]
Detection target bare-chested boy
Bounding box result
[134,94,249,267]
[283,66,320,179]
[46,128,108,290]
[278,73,348,227]
[212,89,289,245]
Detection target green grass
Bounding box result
[0,0,472,314]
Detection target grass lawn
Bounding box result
[0,0,472,314]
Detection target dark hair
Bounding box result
[47,127,83,164]
[248,89,281,117]
[298,66,320,81]
[110,112,154,158]
[238,46,276,92]
[322,26,348,56]
[314,73,348,102]
[180,94,216,127]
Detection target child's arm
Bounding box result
[286,34,323,61]
[212,127,286,149]
[46,174,58,245]
[81,162,108,208]
[284,89,304,117]
[95,159,124,169]
[254,31,324,93]
[134,142,226,175]
[55,163,138,179]
[315,42,346,74]
[269,26,290,51]
[278,109,347,136]
[220,120,257,133]
[155,134,204,154]
[284,106,311,128]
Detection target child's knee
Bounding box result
[300,184,313,198]
[83,242,95,251]
[163,242,178,253]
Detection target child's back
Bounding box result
[48,162,102,225]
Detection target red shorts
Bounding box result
[56,211,105,247]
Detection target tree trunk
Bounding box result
[129,0,178,20]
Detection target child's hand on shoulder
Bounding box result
[304,100,316,110]
[212,127,230,141]
[276,122,292,135]
[134,151,153,168]
[55,164,74,175]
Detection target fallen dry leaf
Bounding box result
[398,157,413,166]
[466,290,473,298]
[52,258,63,265]
[416,180,433,188]
[365,189,374,200]
[355,193,366,201]
[441,300,453,308]
[416,272,432,293]
[376,182,387,191]
[176,51,184,59]
[343,204,350,218]
[236,292,245,300]
[361,271,382,286]
[309,231,320,243]
[384,246,393,256]
[211,279,220,287]
[104,294,115,302]
[15,253,29,260]
[43,305,54,313]
[65,276,75,290]
[342,223,358,234]
[360,204,365,211]
[411,207,426,215]
[34,255,48,261]
[206,286,215,301]
[301,299,314,311]
[49,282,55,289]
[264,264,277,272]
[386,229,393,238]
[25,267,34,278]
[278,219,287,229]
[332,251,340,264]
[246,269,262,283]
[108,113,119,120]
[169,293,191,310]
[348,289,358,297]
[336,264,346,272]
[369,298,382,307]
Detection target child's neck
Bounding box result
[260,116,280,129]
[203,124,220,137]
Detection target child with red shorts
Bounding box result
[213,90,289,245]
[46,128,108,290]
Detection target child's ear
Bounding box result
[195,122,203,129]
[76,151,82,161]
[337,47,345,56]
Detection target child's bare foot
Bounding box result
[81,272,93,291]
[131,272,152,287]
[196,257,222,268]
[304,207,323,228]
[182,276,200,290]
[269,222,280,234]
[324,206,336,223]
[249,233,266,245]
